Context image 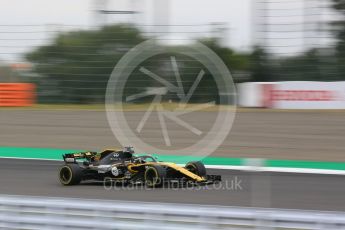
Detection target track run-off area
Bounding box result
[1,109,345,161]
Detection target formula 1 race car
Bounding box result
[58,147,221,187]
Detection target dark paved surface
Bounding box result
[0,158,344,211]
[1,110,345,161]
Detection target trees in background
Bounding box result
[26,25,250,103]
[26,25,145,103]
[332,0,345,78]
[25,1,345,104]
[247,0,345,82]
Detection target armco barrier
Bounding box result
[0,195,344,229]
[0,83,35,106]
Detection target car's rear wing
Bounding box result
[62,151,98,163]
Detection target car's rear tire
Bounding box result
[59,164,83,185]
[185,161,206,177]
[144,165,166,187]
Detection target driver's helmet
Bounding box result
[122,146,134,159]
[123,146,134,154]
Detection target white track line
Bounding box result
[0,156,62,161]
[205,165,345,175]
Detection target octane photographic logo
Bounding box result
[103,176,243,191]
[105,39,236,159]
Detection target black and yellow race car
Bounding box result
[58,147,221,187]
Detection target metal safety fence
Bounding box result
[0,195,345,229]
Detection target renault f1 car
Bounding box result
[58,147,221,187]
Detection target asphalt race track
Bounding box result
[1,110,345,161]
[0,158,344,212]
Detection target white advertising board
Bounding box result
[237,81,345,109]
[237,82,261,107]
[262,81,345,109]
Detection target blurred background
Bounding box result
[0,0,343,104]
[1,0,345,229]
[1,0,345,159]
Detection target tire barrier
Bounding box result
[0,83,35,106]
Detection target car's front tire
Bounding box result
[185,161,206,177]
[144,165,166,187]
[59,164,83,185]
